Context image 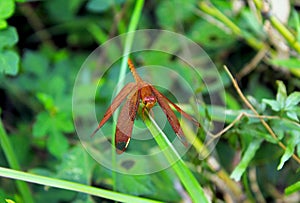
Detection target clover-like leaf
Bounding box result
[0,26,18,49]
[0,50,19,76]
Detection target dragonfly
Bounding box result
[92,58,201,154]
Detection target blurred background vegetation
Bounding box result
[0,0,300,202]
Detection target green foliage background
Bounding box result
[0,0,300,202]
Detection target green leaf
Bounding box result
[55,113,74,133]
[230,138,263,181]
[188,20,235,49]
[270,58,300,69]
[116,174,154,196]
[286,111,299,121]
[0,50,19,75]
[156,0,196,29]
[32,112,52,138]
[285,92,300,110]
[22,50,49,76]
[45,0,85,22]
[277,131,300,170]
[239,124,278,144]
[56,146,94,184]
[36,93,55,111]
[86,0,114,12]
[0,19,7,29]
[285,181,300,195]
[0,26,18,49]
[262,99,280,111]
[47,129,69,158]
[276,81,287,109]
[0,0,14,20]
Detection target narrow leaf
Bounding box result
[285,181,300,195]
[230,138,263,181]
[276,81,287,109]
[277,131,300,170]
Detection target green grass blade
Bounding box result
[144,115,210,203]
[112,0,144,192]
[0,119,34,203]
[0,167,163,203]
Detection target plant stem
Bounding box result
[0,119,34,203]
[0,167,163,203]
[253,0,300,53]
[198,1,265,50]
[113,0,145,192]
[268,15,300,53]
[143,115,209,203]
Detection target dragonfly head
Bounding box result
[143,96,157,109]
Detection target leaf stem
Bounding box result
[198,1,265,50]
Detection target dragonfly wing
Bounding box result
[92,82,137,136]
[150,86,188,146]
[159,93,201,127]
[115,90,140,154]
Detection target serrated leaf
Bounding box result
[276,81,287,109]
[0,26,18,49]
[277,131,300,170]
[262,99,281,111]
[0,0,14,19]
[47,129,69,158]
[0,50,19,75]
[285,92,300,110]
[32,112,52,137]
[230,138,263,181]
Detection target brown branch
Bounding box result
[223,65,300,164]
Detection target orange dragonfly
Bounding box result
[92,58,201,154]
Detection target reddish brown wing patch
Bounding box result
[150,86,188,147]
[115,90,140,154]
[159,94,201,128]
[92,82,137,137]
